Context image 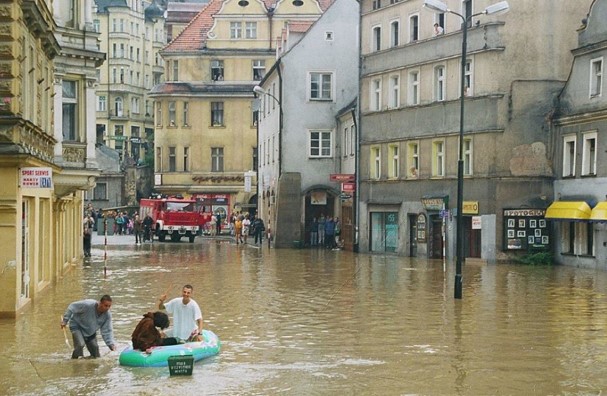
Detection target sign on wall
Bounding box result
[20,167,52,188]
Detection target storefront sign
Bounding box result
[463,201,479,215]
[503,209,549,251]
[421,198,446,211]
[472,216,482,229]
[20,167,52,188]
[416,213,427,242]
[503,209,546,217]
[342,182,356,192]
[330,174,355,182]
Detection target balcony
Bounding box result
[363,22,506,76]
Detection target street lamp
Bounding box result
[423,0,509,299]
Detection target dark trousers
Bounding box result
[134,230,142,243]
[83,234,92,257]
[71,329,100,359]
[254,231,263,245]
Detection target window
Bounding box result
[463,0,472,28]
[408,70,420,105]
[168,102,176,125]
[309,72,333,101]
[62,80,78,141]
[432,140,445,177]
[253,60,265,80]
[230,22,242,39]
[562,135,576,177]
[435,66,446,101]
[372,0,381,9]
[168,147,176,172]
[561,222,594,256]
[463,138,472,176]
[156,102,162,126]
[66,0,78,28]
[590,57,603,97]
[390,20,399,47]
[252,103,258,126]
[211,147,224,172]
[183,102,189,126]
[464,60,473,96]
[252,147,258,170]
[211,102,224,126]
[581,132,597,176]
[93,182,107,200]
[211,60,224,81]
[131,97,140,114]
[408,142,419,178]
[112,43,117,58]
[325,31,334,41]
[388,144,399,178]
[370,146,381,179]
[389,75,400,108]
[343,126,349,158]
[97,95,106,112]
[309,130,332,158]
[183,147,189,172]
[409,14,419,42]
[172,60,179,81]
[372,26,381,52]
[156,147,161,172]
[371,79,382,111]
[245,22,257,39]
[350,125,356,156]
[114,125,124,151]
[93,19,100,33]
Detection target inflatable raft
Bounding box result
[119,329,221,367]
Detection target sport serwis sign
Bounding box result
[20,167,53,188]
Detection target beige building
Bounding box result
[150,0,333,220]
[94,0,165,179]
[0,1,104,317]
[358,0,593,260]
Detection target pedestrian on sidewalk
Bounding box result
[133,214,143,244]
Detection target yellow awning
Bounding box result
[590,201,607,221]
[545,201,591,220]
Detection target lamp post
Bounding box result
[423,0,509,299]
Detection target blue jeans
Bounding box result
[71,329,100,359]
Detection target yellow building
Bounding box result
[150,0,332,220]
[0,1,104,317]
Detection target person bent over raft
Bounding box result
[131,311,179,351]
[61,295,116,359]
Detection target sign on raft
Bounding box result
[168,355,194,376]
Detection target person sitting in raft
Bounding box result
[131,311,179,351]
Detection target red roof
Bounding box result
[163,0,334,53]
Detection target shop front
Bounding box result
[503,208,550,252]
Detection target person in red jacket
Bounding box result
[131,311,178,351]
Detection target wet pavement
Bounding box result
[1,233,607,395]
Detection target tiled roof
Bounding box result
[288,21,314,33]
[163,0,334,53]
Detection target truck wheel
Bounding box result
[158,233,166,242]
[189,235,195,243]
[171,233,180,242]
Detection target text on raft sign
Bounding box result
[20,167,53,188]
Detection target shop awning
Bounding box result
[545,201,592,220]
[590,201,607,221]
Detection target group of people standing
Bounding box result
[60,284,205,358]
[309,214,341,249]
[232,214,266,245]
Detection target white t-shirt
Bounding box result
[164,297,203,340]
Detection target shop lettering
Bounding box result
[503,209,546,217]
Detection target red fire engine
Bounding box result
[139,196,211,243]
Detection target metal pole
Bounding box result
[454,17,468,300]
[104,218,108,278]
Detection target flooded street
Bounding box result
[2,236,607,395]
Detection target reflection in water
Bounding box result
[2,240,607,395]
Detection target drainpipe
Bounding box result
[277,64,283,178]
[267,7,274,50]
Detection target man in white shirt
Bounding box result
[434,23,444,36]
[158,284,203,341]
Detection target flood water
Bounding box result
[2,237,607,395]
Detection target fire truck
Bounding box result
[139,196,212,243]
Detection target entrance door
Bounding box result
[21,201,30,300]
[464,217,481,258]
[430,215,443,259]
[370,212,399,253]
[408,214,417,257]
[341,205,353,251]
[305,192,335,245]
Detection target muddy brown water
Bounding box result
[1,237,607,395]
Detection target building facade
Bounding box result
[0,0,105,317]
[93,0,164,192]
[150,0,333,223]
[550,0,607,270]
[256,0,359,248]
[358,0,593,260]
